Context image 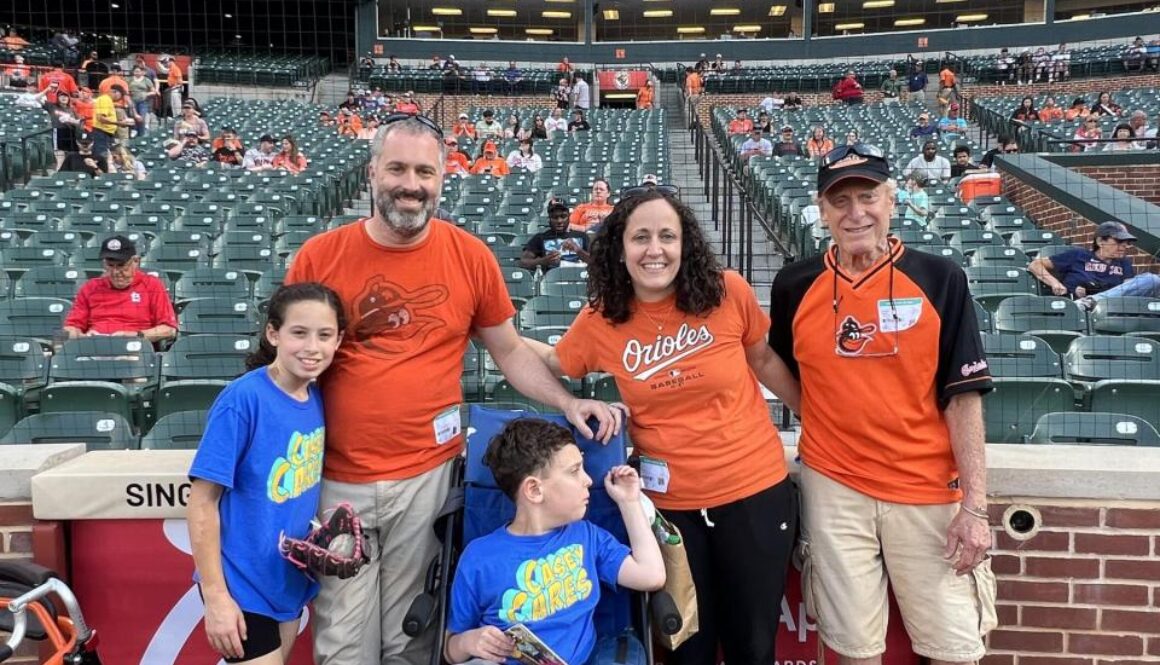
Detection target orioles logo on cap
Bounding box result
[107,239,122,251]
[827,154,869,170]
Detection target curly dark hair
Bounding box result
[484,418,576,501]
[587,189,724,324]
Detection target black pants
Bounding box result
[664,477,798,665]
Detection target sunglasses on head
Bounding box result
[620,184,679,199]
[380,112,444,138]
[819,143,886,169]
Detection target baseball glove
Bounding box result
[279,502,370,580]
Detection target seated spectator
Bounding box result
[502,113,522,140]
[909,112,939,140]
[520,202,591,271]
[469,141,510,176]
[475,109,504,139]
[1051,43,1071,83]
[1065,97,1090,121]
[339,92,361,113]
[758,95,783,113]
[783,91,803,110]
[445,419,662,665]
[898,173,930,225]
[166,130,212,165]
[995,48,1015,86]
[1072,117,1103,152]
[1091,91,1123,118]
[1143,110,1160,148]
[1011,96,1039,124]
[980,135,1019,168]
[1016,50,1035,86]
[272,134,308,173]
[773,125,804,157]
[1128,110,1150,147]
[212,128,246,166]
[59,132,107,177]
[63,235,178,344]
[243,134,277,171]
[387,55,402,72]
[951,145,981,178]
[939,103,968,138]
[880,69,903,103]
[1038,96,1064,122]
[805,126,834,158]
[568,109,591,132]
[639,174,660,188]
[108,144,147,179]
[1104,123,1138,152]
[739,127,773,162]
[506,138,543,173]
[727,108,754,135]
[1029,221,1159,310]
[1031,47,1051,83]
[711,53,726,72]
[1124,36,1148,72]
[173,99,210,140]
[452,113,476,139]
[844,129,860,146]
[569,179,613,232]
[337,108,363,137]
[755,110,773,134]
[504,61,523,92]
[428,55,442,70]
[528,115,549,140]
[444,55,461,73]
[319,110,336,128]
[2,28,29,51]
[358,114,381,141]
[903,140,951,183]
[636,80,654,109]
[471,63,492,93]
[831,70,864,105]
[395,91,421,115]
[545,108,568,136]
[5,55,31,89]
[444,136,471,175]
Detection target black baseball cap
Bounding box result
[76,131,94,143]
[259,134,276,143]
[99,235,137,262]
[816,144,891,196]
[547,201,570,216]
[1096,221,1137,242]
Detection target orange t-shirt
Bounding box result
[167,63,183,88]
[72,98,94,131]
[939,69,956,88]
[728,118,754,135]
[1038,106,1063,122]
[807,138,835,158]
[99,75,130,103]
[568,202,613,232]
[38,70,79,104]
[636,86,654,109]
[445,152,470,174]
[470,157,509,175]
[286,219,517,482]
[685,72,703,95]
[453,123,476,138]
[556,270,787,510]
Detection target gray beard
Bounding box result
[374,188,436,239]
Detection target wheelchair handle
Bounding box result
[1,576,93,660]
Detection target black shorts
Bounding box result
[197,586,287,662]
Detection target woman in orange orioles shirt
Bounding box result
[523,187,801,665]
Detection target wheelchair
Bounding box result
[403,405,680,665]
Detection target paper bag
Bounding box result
[654,513,698,651]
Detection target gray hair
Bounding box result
[369,117,446,165]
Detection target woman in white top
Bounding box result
[544,108,568,136]
[1104,123,1138,152]
[107,144,148,179]
[506,138,543,173]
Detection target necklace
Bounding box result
[638,299,676,340]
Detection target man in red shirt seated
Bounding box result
[63,235,177,344]
[832,70,864,105]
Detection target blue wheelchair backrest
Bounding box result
[463,405,633,638]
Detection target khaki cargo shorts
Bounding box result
[798,465,998,661]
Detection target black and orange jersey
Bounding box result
[769,238,992,505]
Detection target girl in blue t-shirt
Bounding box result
[188,283,345,664]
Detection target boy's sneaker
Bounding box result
[1077,296,1097,311]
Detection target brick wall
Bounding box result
[1001,170,1159,273]
[984,500,1160,665]
[961,73,1160,112]
[1072,165,1160,208]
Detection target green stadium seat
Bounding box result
[41,336,159,429]
[0,336,49,403]
[1063,336,1160,383]
[12,267,85,301]
[0,411,138,451]
[141,410,209,450]
[981,333,1062,378]
[174,268,252,304]
[969,246,1028,268]
[178,298,261,336]
[1027,412,1160,446]
[0,383,18,440]
[1088,381,1160,430]
[157,334,254,417]
[539,281,587,297]
[1089,297,1160,342]
[984,377,1076,443]
[518,295,587,330]
[993,295,1086,354]
[0,247,67,280]
[965,267,1038,311]
[0,298,71,341]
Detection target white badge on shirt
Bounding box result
[639,456,670,494]
[878,297,923,333]
[131,291,142,303]
[433,405,462,445]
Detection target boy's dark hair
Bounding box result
[484,419,577,501]
[953,144,971,156]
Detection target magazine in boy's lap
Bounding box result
[505,624,569,665]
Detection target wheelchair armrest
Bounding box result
[0,562,59,589]
[402,593,436,638]
[649,590,682,636]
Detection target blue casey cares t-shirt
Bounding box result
[1051,248,1134,296]
[449,520,630,665]
[189,367,325,621]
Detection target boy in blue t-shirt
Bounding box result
[445,418,665,665]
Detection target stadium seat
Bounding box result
[965,267,1038,311]
[12,267,86,301]
[1088,380,1160,430]
[1027,412,1160,447]
[1089,297,1160,342]
[982,333,1062,378]
[1063,336,1160,383]
[518,295,587,330]
[984,377,1076,443]
[0,383,17,440]
[0,411,138,451]
[174,268,253,304]
[41,337,159,430]
[0,298,71,342]
[0,336,48,406]
[969,246,1029,268]
[178,298,261,336]
[141,410,209,450]
[993,295,1087,354]
[157,334,253,418]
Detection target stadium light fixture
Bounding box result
[894,17,925,26]
[710,8,741,15]
[603,9,620,19]
[769,5,787,16]
[677,26,706,33]
[734,25,763,32]
[935,0,967,3]
[956,13,988,21]
[643,9,674,17]
[469,27,498,33]
[863,0,894,8]
[431,7,462,15]
[817,3,835,12]
[526,28,554,34]
[487,9,517,17]
[542,10,572,17]
[834,21,865,30]
[412,25,442,31]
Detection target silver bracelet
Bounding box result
[960,504,989,520]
